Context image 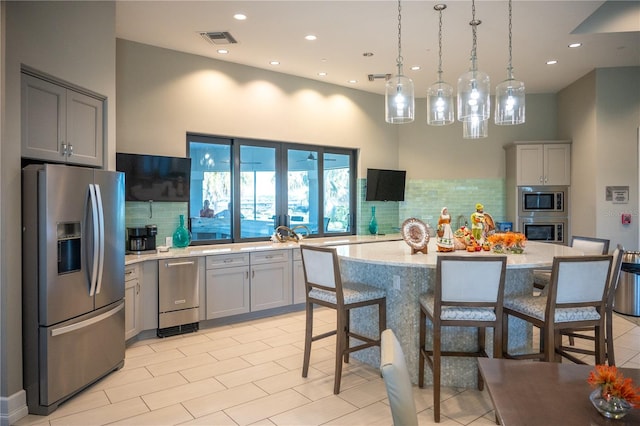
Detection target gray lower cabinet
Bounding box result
[250,250,292,311]
[206,253,250,319]
[124,264,141,340]
[292,248,306,304]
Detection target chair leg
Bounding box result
[606,311,615,366]
[543,324,556,362]
[477,327,485,391]
[433,323,442,423]
[502,314,510,357]
[378,299,387,339]
[344,309,350,364]
[595,323,606,365]
[418,306,426,388]
[302,301,313,378]
[334,308,347,394]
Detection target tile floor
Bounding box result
[15,309,640,426]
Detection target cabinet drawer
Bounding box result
[251,249,291,265]
[124,265,139,282]
[206,253,250,269]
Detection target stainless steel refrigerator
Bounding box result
[22,163,125,415]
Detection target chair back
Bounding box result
[606,245,624,306]
[300,245,343,299]
[437,256,507,304]
[550,255,612,306]
[571,236,610,255]
[380,329,418,426]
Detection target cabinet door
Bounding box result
[544,144,571,186]
[251,261,292,312]
[66,90,103,167]
[292,259,306,304]
[21,74,66,162]
[124,276,140,340]
[516,144,544,185]
[206,266,250,319]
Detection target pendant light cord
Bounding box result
[470,0,481,70]
[437,5,444,81]
[507,0,514,79]
[396,0,403,74]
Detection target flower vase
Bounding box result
[172,214,191,248]
[369,206,378,235]
[589,388,632,419]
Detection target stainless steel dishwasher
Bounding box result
[158,257,199,337]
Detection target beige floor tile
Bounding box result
[322,401,392,426]
[275,346,334,371]
[254,366,327,394]
[225,389,313,425]
[49,397,149,426]
[180,356,252,382]
[293,370,368,401]
[216,361,289,388]
[208,340,272,361]
[180,410,238,425]
[87,366,154,392]
[262,330,305,348]
[177,336,239,356]
[182,383,268,418]
[148,333,211,352]
[269,394,357,426]
[125,344,155,358]
[105,372,188,403]
[122,348,187,370]
[142,377,225,410]
[203,324,261,340]
[439,389,493,425]
[338,379,388,408]
[242,344,303,365]
[109,403,194,425]
[233,327,290,344]
[146,352,217,376]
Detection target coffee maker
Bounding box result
[127,225,157,253]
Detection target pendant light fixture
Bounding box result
[463,117,488,139]
[457,0,489,138]
[385,0,414,124]
[427,4,454,126]
[495,0,525,125]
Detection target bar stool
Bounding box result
[560,245,623,365]
[300,245,386,394]
[503,255,613,363]
[419,255,507,423]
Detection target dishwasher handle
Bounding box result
[165,260,196,268]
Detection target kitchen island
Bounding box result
[332,239,584,387]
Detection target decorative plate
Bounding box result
[401,218,429,253]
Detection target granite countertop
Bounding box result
[125,233,402,265]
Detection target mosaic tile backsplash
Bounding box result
[125,201,188,245]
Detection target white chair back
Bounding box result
[440,258,506,303]
[381,329,418,426]
[555,256,612,303]
[301,246,338,289]
[571,237,609,255]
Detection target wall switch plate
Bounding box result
[622,214,631,225]
[166,236,173,247]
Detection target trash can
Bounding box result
[614,251,640,317]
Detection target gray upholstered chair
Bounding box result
[533,236,610,290]
[503,255,613,363]
[381,328,418,426]
[300,244,386,394]
[419,255,507,423]
[560,245,624,365]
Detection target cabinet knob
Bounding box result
[61,143,67,156]
[68,144,73,156]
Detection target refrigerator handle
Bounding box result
[87,184,100,296]
[51,303,124,337]
[94,184,105,295]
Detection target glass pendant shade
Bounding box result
[427,81,454,126]
[457,65,490,122]
[385,74,415,124]
[495,77,525,125]
[463,117,488,139]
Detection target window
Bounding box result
[188,134,356,244]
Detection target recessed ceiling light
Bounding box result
[348,79,358,84]
[233,13,247,20]
[318,72,327,76]
[410,66,421,71]
[568,42,582,48]
[305,35,317,41]
[217,49,229,54]
[270,60,280,66]
[546,60,558,65]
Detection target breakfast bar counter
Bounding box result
[332,239,584,387]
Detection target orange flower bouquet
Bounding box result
[487,232,526,254]
[587,365,640,419]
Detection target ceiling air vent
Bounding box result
[200,31,238,45]
[368,74,392,82]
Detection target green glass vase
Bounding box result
[172,214,191,248]
[369,206,378,235]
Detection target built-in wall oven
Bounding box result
[518,186,567,217]
[520,217,568,243]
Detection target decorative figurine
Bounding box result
[470,203,485,242]
[436,207,455,252]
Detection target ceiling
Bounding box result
[115,1,640,96]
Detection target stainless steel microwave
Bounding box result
[518,186,567,216]
[520,218,567,244]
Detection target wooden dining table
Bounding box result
[478,358,640,426]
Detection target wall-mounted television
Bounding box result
[116,152,191,202]
[365,168,406,202]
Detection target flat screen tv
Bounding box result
[116,152,191,202]
[365,168,406,201]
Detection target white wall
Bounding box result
[1,1,116,417]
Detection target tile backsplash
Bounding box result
[125,201,188,245]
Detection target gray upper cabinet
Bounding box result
[21,73,104,167]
